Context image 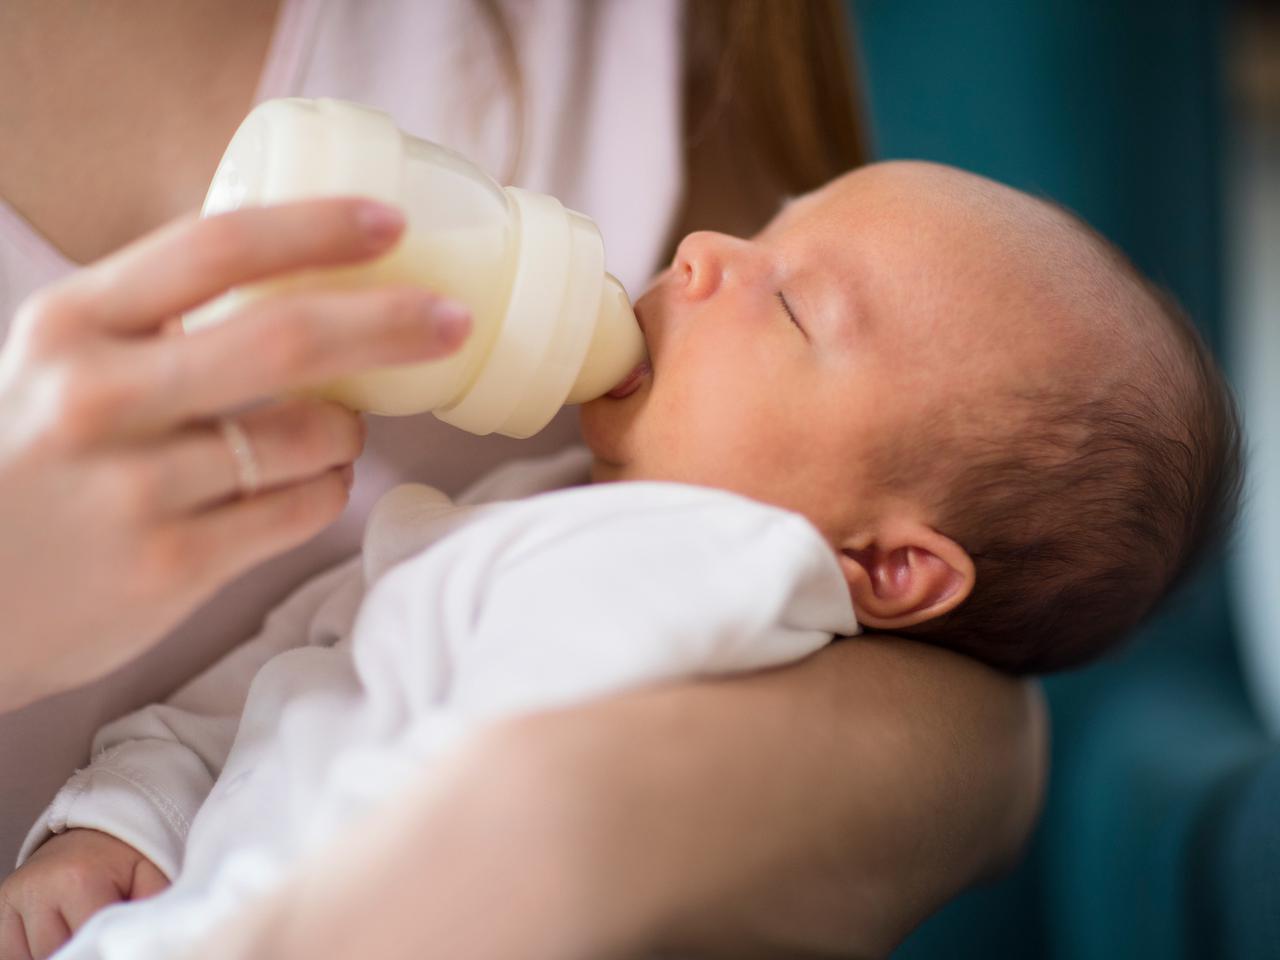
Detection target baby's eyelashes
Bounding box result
[777,291,808,340]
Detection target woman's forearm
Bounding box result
[200,636,1046,960]
[506,636,1047,958]
[615,638,1046,957]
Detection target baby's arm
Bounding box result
[0,828,167,960]
[0,555,363,953]
[359,485,855,745]
[290,486,852,839]
[449,489,856,720]
[16,555,363,876]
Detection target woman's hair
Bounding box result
[475,0,872,248]
[474,0,527,184]
[670,0,872,247]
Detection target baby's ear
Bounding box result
[839,524,975,630]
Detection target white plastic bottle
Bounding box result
[184,97,646,439]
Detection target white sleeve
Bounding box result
[269,487,856,845]
[15,556,365,879]
[360,486,857,739]
[450,494,854,721]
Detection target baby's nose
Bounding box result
[673,231,743,301]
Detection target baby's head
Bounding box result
[581,161,1241,674]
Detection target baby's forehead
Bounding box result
[805,162,1067,238]
[787,164,1142,376]
[805,165,1106,297]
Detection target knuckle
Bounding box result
[382,289,434,338]
[318,199,364,248]
[386,287,430,322]
[283,473,347,529]
[274,403,331,464]
[319,405,364,461]
[13,288,77,354]
[99,459,161,522]
[188,215,247,279]
[270,402,362,468]
[15,287,65,328]
[262,312,324,377]
[43,366,117,448]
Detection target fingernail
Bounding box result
[432,300,472,346]
[339,464,356,491]
[356,201,406,244]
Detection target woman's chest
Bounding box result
[0,0,279,266]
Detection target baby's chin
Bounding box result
[578,361,662,481]
[578,396,634,481]
[588,456,626,484]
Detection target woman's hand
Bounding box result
[0,198,470,711]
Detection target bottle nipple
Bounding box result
[566,274,647,404]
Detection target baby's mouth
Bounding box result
[604,297,656,399]
[606,360,651,398]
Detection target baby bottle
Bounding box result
[184,97,645,439]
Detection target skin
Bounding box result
[0,3,1047,957]
[0,0,282,265]
[584,160,1121,631]
[0,831,167,960]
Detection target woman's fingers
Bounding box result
[124,400,364,518]
[50,197,406,336]
[116,285,469,436]
[148,468,353,596]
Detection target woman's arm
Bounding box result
[199,635,1046,960]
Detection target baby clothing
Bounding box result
[21,449,857,958]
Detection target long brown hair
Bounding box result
[478,0,872,251]
[673,0,872,246]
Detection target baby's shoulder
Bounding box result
[504,480,832,561]
[365,478,833,589]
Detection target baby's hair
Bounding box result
[895,214,1243,675]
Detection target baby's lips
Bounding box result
[606,360,651,399]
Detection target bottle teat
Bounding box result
[566,274,645,404]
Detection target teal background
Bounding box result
[847,2,1278,957]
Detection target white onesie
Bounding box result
[21,448,858,959]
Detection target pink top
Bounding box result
[0,0,683,867]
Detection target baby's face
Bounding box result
[581,161,1109,547]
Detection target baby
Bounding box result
[584,159,1242,673]
[1,162,1240,958]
